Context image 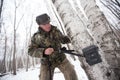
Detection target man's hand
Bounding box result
[44,48,54,55]
[63,36,71,43]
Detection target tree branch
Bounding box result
[100,0,120,20]
[115,0,120,7]
[15,14,24,30]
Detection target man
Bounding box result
[28,13,78,80]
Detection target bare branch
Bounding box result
[109,0,118,6]
[14,0,26,9]
[0,0,4,18]
[115,0,120,7]
[100,0,120,20]
[15,14,24,30]
[108,5,120,19]
[108,0,120,11]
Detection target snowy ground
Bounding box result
[0,66,65,80]
[0,56,88,80]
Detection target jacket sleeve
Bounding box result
[28,34,45,58]
[56,28,71,44]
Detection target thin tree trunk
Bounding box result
[26,55,29,71]
[0,0,3,18]
[26,15,33,71]
[13,3,17,75]
[1,35,7,73]
[13,20,17,75]
[9,47,13,73]
[12,0,24,75]
[115,0,120,7]
[1,23,7,73]
[0,0,4,33]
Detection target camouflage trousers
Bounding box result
[39,58,78,80]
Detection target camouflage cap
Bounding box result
[36,13,50,25]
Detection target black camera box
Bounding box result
[82,45,102,66]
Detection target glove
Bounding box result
[60,47,66,50]
[62,36,71,43]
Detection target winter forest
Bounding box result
[0,0,120,80]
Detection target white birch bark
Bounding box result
[51,0,120,80]
[79,0,120,80]
[51,0,95,79]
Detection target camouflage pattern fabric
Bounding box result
[39,58,78,80]
[28,25,78,80]
[28,25,70,65]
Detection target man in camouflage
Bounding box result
[28,13,78,80]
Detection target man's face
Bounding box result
[40,22,51,32]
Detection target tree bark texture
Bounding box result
[52,0,120,80]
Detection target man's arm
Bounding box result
[61,36,71,44]
[28,34,45,58]
[56,28,71,44]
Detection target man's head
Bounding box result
[36,14,51,32]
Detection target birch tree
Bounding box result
[51,0,120,80]
[0,26,7,73]
[100,0,120,42]
[25,15,33,71]
[0,0,4,32]
[79,0,120,79]
[0,0,4,18]
[50,0,95,79]
[12,0,24,75]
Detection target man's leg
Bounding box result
[39,64,55,80]
[57,58,78,80]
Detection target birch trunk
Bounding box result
[79,0,120,80]
[51,0,95,79]
[13,6,17,75]
[0,0,4,33]
[52,0,120,80]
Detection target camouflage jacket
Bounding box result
[28,25,70,65]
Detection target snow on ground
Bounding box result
[0,66,64,80]
[68,56,88,80]
[0,56,88,80]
